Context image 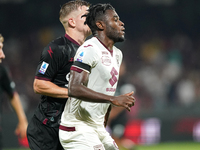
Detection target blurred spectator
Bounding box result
[0,34,28,149]
[2,29,200,113]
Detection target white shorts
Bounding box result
[59,124,119,150]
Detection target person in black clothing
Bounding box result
[0,34,28,150]
[26,0,91,150]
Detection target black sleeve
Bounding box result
[0,66,15,98]
[72,61,91,72]
[35,43,64,81]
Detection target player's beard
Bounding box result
[106,25,125,43]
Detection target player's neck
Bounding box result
[96,34,114,50]
[66,30,87,45]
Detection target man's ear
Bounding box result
[68,18,76,27]
[96,21,104,30]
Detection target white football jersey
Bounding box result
[60,37,123,128]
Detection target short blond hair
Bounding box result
[59,0,90,24]
[0,34,4,43]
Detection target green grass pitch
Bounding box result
[120,142,200,150]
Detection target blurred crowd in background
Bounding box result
[2,27,200,116]
[1,0,200,116]
[1,0,200,147]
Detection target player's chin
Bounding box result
[120,32,125,39]
[118,36,125,42]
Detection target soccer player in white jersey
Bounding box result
[59,3,135,150]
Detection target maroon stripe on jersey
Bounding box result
[35,76,51,81]
[95,37,113,56]
[65,34,80,46]
[70,66,83,73]
[59,125,76,131]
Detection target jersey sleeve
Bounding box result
[0,66,15,98]
[35,43,64,81]
[71,44,100,73]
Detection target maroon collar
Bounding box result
[95,37,113,56]
[65,34,80,46]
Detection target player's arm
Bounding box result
[68,69,135,111]
[10,92,28,138]
[1,66,28,138]
[33,43,69,98]
[33,79,68,98]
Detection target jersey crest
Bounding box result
[101,56,111,66]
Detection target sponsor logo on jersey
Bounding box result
[106,88,116,92]
[101,56,111,66]
[102,51,109,55]
[76,51,84,62]
[39,61,49,74]
[109,67,118,86]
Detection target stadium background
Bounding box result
[1,0,200,149]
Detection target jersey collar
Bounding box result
[95,37,113,56]
[65,34,80,46]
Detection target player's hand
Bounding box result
[15,120,28,138]
[111,91,135,111]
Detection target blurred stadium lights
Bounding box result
[124,118,161,145]
[193,120,200,142]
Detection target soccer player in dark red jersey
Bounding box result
[0,34,28,150]
[26,1,91,150]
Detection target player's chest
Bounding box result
[96,51,120,80]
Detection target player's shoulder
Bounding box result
[0,64,10,77]
[81,37,96,47]
[43,36,68,54]
[51,36,65,45]
[113,46,122,55]
[78,37,96,51]
[75,37,101,59]
[80,37,101,52]
[48,36,66,48]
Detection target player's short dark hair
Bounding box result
[59,0,90,21]
[85,3,115,35]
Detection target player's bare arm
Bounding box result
[68,70,135,111]
[10,92,28,138]
[33,79,68,98]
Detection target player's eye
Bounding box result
[114,17,119,22]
